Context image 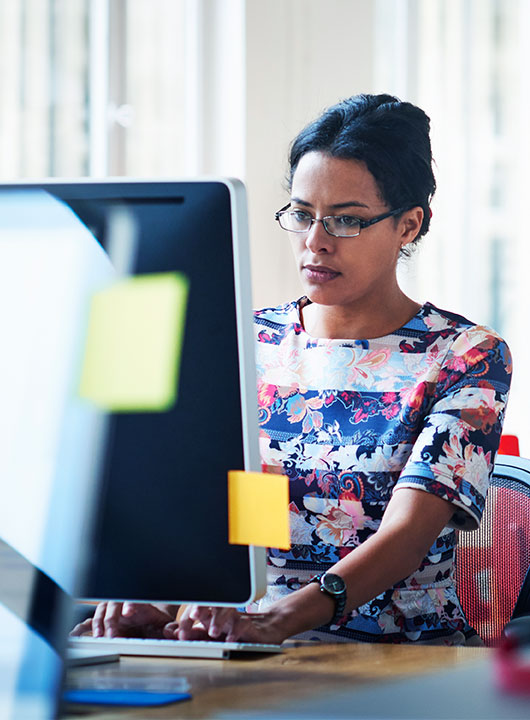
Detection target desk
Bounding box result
[62,643,491,719]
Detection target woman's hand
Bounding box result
[70,601,178,638]
[163,578,344,644]
[163,605,289,645]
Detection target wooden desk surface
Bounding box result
[62,642,489,719]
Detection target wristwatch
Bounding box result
[309,572,347,624]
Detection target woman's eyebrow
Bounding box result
[330,201,370,210]
[290,197,370,210]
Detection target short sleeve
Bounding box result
[395,325,512,530]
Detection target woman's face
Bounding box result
[288,151,419,310]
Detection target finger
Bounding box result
[121,602,160,625]
[135,603,174,625]
[224,614,246,643]
[121,602,139,617]
[91,602,109,637]
[96,603,172,639]
[176,605,196,638]
[69,618,94,637]
[177,609,198,638]
[119,602,155,636]
[178,606,213,640]
[177,623,212,641]
[162,621,179,639]
[102,602,124,638]
[208,608,240,639]
[188,605,214,630]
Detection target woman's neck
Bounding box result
[300,293,422,341]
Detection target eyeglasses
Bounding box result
[274,204,411,238]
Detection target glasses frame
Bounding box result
[274,203,412,238]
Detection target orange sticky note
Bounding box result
[228,471,290,550]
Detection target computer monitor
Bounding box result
[0,189,115,718]
[1,177,266,607]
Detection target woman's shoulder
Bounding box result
[420,302,512,379]
[417,302,508,345]
[395,302,511,383]
[253,299,305,347]
[253,299,301,325]
[415,301,486,331]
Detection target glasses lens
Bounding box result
[278,210,312,232]
[324,216,361,237]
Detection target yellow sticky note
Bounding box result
[228,471,290,550]
[79,273,189,411]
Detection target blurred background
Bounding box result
[0,0,527,447]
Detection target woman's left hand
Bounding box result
[163,604,288,644]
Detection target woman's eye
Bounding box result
[291,211,312,222]
[335,215,358,227]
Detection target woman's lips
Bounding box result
[303,265,341,283]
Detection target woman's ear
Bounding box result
[400,207,424,248]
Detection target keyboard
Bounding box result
[68,635,283,660]
[66,646,120,667]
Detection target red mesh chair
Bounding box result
[455,455,530,646]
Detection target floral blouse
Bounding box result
[253,299,512,644]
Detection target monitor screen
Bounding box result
[1,178,266,608]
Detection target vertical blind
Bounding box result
[0,0,90,177]
[376,0,529,448]
[0,0,188,179]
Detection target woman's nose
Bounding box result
[304,219,334,253]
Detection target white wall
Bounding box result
[245,0,377,309]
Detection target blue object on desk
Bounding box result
[63,688,192,706]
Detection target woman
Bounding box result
[74,94,511,645]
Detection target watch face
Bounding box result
[322,573,346,595]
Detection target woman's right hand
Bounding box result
[70,601,178,638]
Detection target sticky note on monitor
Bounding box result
[228,471,290,550]
[79,273,189,411]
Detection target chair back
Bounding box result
[455,455,530,646]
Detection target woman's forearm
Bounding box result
[265,488,455,638]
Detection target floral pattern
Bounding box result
[254,299,512,644]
